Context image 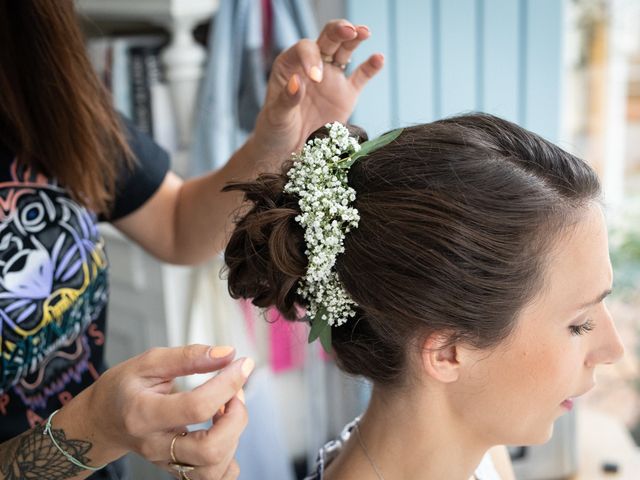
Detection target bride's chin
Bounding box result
[497,421,555,447]
[522,423,556,446]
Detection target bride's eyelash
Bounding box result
[569,318,595,336]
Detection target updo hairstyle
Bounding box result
[223,114,601,386]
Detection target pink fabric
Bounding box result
[268,308,306,372]
[239,302,321,371]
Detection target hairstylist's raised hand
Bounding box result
[251,19,383,170]
[55,344,252,480]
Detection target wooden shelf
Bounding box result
[76,0,219,23]
[76,0,220,150]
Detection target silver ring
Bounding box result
[320,52,334,64]
[169,463,194,480]
[331,60,350,71]
[169,462,195,473]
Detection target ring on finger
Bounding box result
[331,59,350,71]
[170,432,190,464]
[169,463,194,480]
[173,470,193,480]
[169,431,195,478]
[169,462,195,473]
[320,51,334,63]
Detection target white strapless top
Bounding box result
[305,417,501,480]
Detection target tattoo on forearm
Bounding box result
[0,424,94,480]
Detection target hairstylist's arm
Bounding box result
[114,19,383,263]
[0,344,252,480]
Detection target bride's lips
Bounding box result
[561,384,595,411]
[561,398,574,411]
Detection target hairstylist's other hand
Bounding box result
[251,19,383,170]
[65,344,253,480]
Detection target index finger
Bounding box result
[316,19,359,58]
[140,357,255,430]
[133,344,236,380]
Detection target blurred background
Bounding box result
[76,0,640,478]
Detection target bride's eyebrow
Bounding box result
[574,288,612,311]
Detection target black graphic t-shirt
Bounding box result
[0,119,170,441]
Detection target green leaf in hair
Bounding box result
[337,127,404,169]
[307,309,333,354]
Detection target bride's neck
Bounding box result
[326,384,488,480]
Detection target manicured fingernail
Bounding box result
[309,65,323,83]
[209,345,234,359]
[343,24,357,36]
[357,25,370,33]
[241,357,255,378]
[237,389,245,404]
[287,74,299,95]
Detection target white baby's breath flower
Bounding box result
[284,122,361,327]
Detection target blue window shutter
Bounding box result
[345,0,565,142]
[522,0,565,142]
[395,0,437,125]
[347,0,394,135]
[482,0,522,123]
[438,0,479,117]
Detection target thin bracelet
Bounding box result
[43,409,107,472]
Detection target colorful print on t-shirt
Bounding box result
[0,159,108,411]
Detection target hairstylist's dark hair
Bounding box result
[224,114,601,386]
[0,0,132,214]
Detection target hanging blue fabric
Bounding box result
[189,0,317,175]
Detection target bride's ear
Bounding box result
[420,332,461,383]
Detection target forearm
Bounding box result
[173,136,274,262]
[0,390,124,480]
[0,423,94,480]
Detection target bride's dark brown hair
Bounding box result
[223,113,601,386]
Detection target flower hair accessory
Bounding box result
[284,122,403,351]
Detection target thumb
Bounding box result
[133,344,236,381]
